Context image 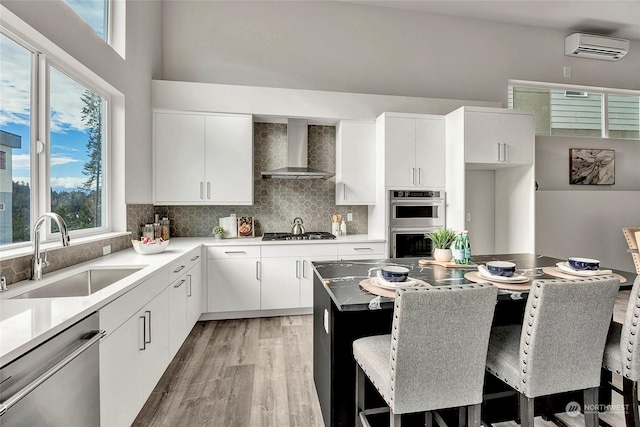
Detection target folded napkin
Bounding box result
[556,262,613,276]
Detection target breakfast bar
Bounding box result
[312,254,635,427]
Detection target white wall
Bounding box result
[2,0,163,204]
[161,1,639,105]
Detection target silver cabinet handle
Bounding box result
[187,275,192,297]
[225,251,246,254]
[502,143,508,162]
[190,255,200,261]
[296,260,300,279]
[303,260,307,278]
[353,247,373,251]
[200,182,204,199]
[418,168,422,185]
[174,265,185,273]
[256,261,261,281]
[144,310,151,344]
[139,316,146,350]
[411,167,416,185]
[207,182,211,199]
[174,279,186,288]
[0,329,105,417]
[497,143,501,161]
[343,183,347,201]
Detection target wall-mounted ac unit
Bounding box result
[565,33,629,61]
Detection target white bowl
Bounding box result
[132,240,169,255]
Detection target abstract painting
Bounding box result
[570,148,615,185]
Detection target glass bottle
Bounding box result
[462,230,471,264]
[160,217,170,240]
[452,232,465,264]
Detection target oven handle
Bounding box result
[390,199,444,205]
[0,329,106,417]
[390,227,440,234]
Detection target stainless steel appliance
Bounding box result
[0,312,104,426]
[389,190,445,258]
[262,232,336,241]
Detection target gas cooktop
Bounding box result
[262,232,336,241]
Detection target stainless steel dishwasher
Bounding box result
[0,312,104,426]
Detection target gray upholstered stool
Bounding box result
[602,275,640,427]
[486,277,620,427]
[353,283,498,427]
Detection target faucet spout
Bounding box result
[31,213,70,280]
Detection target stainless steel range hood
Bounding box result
[261,118,335,180]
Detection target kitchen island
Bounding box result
[312,254,635,427]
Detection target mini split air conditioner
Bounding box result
[565,33,629,61]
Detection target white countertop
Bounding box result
[0,234,384,366]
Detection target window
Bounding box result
[509,80,640,140]
[0,30,110,247]
[63,0,109,41]
[0,151,6,169]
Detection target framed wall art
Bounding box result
[569,148,615,185]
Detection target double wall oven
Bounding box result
[389,190,445,258]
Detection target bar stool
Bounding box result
[353,283,498,427]
[622,227,640,274]
[602,274,640,427]
[485,277,620,427]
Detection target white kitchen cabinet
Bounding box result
[100,286,170,427]
[186,257,203,328]
[337,242,386,260]
[168,274,188,359]
[300,255,336,307]
[461,107,534,166]
[335,121,376,205]
[380,113,446,189]
[207,246,261,312]
[154,111,253,205]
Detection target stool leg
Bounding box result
[356,363,365,427]
[390,410,401,427]
[467,403,481,427]
[519,394,534,427]
[622,377,640,427]
[425,411,433,427]
[583,387,599,427]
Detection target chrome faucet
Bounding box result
[31,213,70,280]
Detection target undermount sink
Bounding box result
[12,267,144,299]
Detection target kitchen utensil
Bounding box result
[291,217,305,235]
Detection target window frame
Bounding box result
[1,25,113,249]
[508,79,640,139]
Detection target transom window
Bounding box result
[63,0,109,41]
[509,80,640,140]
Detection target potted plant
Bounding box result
[425,228,458,262]
[212,226,224,239]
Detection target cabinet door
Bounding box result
[154,113,205,203]
[385,117,417,187]
[207,258,261,312]
[336,121,376,205]
[464,111,501,164]
[260,257,301,310]
[205,115,254,205]
[141,287,170,398]
[501,113,534,165]
[168,275,188,359]
[186,261,203,328]
[100,314,145,427]
[415,118,446,188]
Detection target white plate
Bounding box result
[477,265,529,283]
[556,262,613,277]
[370,275,420,290]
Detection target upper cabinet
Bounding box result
[153,112,253,205]
[335,120,376,205]
[378,113,446,189]
[451,107,534,167]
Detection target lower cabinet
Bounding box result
[207,246,261,312]
[168,275,188,359]
[186,259,203,328]
[100,286,170,427]
[337,242,386,260]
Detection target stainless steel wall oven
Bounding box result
[389,190,445,258]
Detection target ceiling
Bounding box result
[342,0,640,41]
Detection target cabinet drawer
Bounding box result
[337,242,386,257]
[184,247,203,271]
[168,256,189,283]
[207,245,260,259]
[100,267,169,337]
[261,243,337,258]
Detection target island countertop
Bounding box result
[312,253,636,312]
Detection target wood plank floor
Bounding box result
[133,315,324,427]
[134,312,632,427]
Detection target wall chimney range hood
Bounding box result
[261,119,335,180]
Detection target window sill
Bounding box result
[0,231,131,262]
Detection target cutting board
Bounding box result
[219,217,237,238]
[542,267,627,283]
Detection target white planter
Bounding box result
[433,248,452,262]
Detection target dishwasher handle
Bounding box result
[0,329,105,417]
